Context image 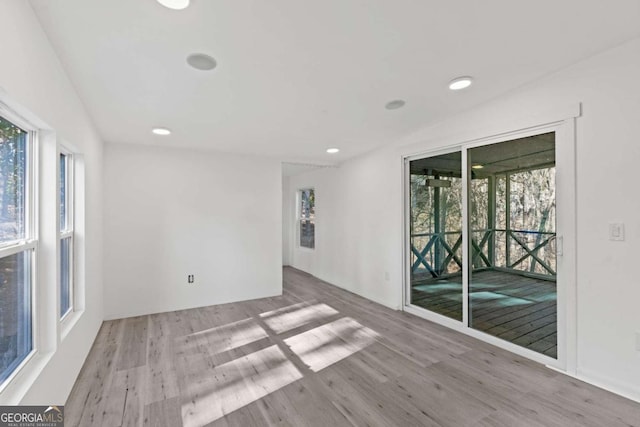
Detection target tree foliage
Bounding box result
[0,116,27,241]
[410,166,556,276]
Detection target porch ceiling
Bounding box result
[410,132,555,178]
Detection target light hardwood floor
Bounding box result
[66,267,640,426]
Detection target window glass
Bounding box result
[0,115,32,384]
[60,152,73,319]
[60,237,71,317]
[60,153,67,231]
[299,189,315,249]
[0,116,27,244]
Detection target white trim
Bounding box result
[404,121,564,162]
[60,310,72,322]
[554,118,578,375]
[404,145,463,309]
[0,241,37,258]
[0,102,38,133]
[60,230,73,239]
[60,310,83,341]
[0,97,51,132]
[0,350,36,397]
[545,364,640,404]
[404,304,463,330]
[0,350,53,404]
[0,108,39,396]
[402,157,410,307]
[60,148,74,233]
[405,144,463,162]
[400,103,581,160]
[405,303,560,367]
[58,149,75,322]
[461,148,469,327]
[69,154,86,318]
[0,247,38,397]
[575,367,640,404]
[61,151,85,338]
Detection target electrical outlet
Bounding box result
[187,274,195,284]
[609,223,625,241]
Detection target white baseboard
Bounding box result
[575,367,640,403]
[549,365,640,403]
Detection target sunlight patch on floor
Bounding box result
[181,345,302,427]
[284,317,379,372]
[179,318,269,356]
[260,302,339,334]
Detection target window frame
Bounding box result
[59,148,74,321]
[0,105,38,392]
[297,188,315,250]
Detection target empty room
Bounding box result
[1,0,640,426]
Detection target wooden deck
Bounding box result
[411,269,557,358]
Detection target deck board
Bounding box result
[411,269,557,358]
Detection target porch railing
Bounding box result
[411,229,556,278]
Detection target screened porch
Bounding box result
[409,133,557,358]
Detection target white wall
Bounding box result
[286,37,640,401]
[104,144,282,319]
[286,147,403,309]
[0,2,104,404]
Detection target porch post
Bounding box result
[488,175,496,267]
[433,174,441,275]
[505,173,511,268]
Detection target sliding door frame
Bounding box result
[402,117,577,373]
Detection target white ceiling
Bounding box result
[30,0,640,165]
[281,162,330,177]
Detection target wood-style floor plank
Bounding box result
[143,397,183,427]
[116,316,149,371]
[65,267,640,427]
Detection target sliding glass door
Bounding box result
[409,152,463,321]
[468,133,557,358]
[406,131,559,360]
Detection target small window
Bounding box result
[60,151,73,319]
[0,114,34,385]
[298,189,315,249]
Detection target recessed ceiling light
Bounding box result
[449,76,473,90]
[326,148,340,154]
[152,127,171,135]
[385,99,406,110]
[187,53,217,71]
[157,0,190,10]
[471,164,484,169]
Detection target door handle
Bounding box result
[555,235,563,256]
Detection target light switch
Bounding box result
[609,223,625,241]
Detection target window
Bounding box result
[0,114,34,385]
[60,151,73,319]
[298,189,315,249]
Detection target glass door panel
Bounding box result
[409,152,463,321]
[468,132,557,358]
